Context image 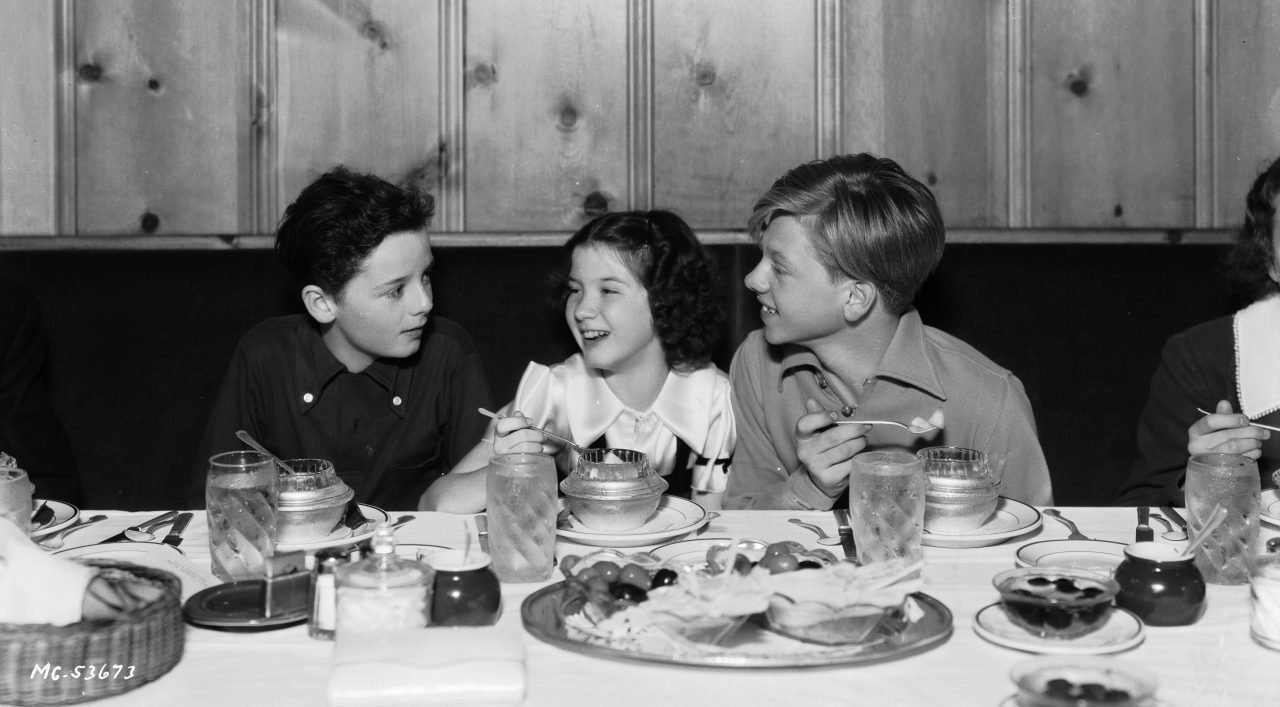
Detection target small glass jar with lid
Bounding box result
[335,523,433,633]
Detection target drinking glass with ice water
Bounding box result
[848,450,927,565]
[1184,452,1260,585]
[207,450,278,582]
[485,453,557,583]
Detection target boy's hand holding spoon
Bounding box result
[795,398,869,498]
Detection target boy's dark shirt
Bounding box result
[193,314,492,510]
[0,277,82,504]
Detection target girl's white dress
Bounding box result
[509,354,735,494]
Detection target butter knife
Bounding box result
[162,512,192,547]
[475,514,490,554]
[832,508,858,561]
[1160,505,1189,533]
[101,510,178,543]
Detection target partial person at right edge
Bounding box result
[723,153,1053,511]
[1118,156,1280,506]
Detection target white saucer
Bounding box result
[921,497,1042,548]
[555,496,708,548]
[28,499,79,539]
[1260,489,1280,527]
[648,537,768,570]
[275,503,389,552]
[56,542,217,601]
[973,603,1144,655]
[1015,539,1129,573]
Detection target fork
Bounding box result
[1043,508,1090,541]
[478,408,588,454]
[832,418,939,434]
[38,514,108,550]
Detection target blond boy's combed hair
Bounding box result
[748,153,944,315]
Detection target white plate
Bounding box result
[648,537,768,570]
[56,542,217,601]
[972,603,1144,655]
[1015,539,1129,574]
[28,499,79,539]
[556,496,708,548]
[921,497,1042,548]
[275,503,389,552]
[1260,489,1280,527]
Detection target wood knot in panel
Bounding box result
[693,61,717,87]
[362,20,390,50]
[140,211,160,234]
[583,191,609,218]
[78,63,104,82]
[1065,67,1091,97]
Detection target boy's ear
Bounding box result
[842,280,878,322]
[301,285,337,324]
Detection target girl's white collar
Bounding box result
[1234,293,1280,418]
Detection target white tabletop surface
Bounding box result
[27,506,1280,706]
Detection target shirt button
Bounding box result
[392,396,403,406]
[302,393,314,404]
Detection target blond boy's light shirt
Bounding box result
[725,309,1053,510]
[510,355,735,494]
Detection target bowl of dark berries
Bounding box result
[1011,656,1157,706]
[994,567,1119,640]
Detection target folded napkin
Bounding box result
[0,517,93,626]
[327,627,525,706]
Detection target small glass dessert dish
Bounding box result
[919,446,1002,533]
[1010,656,1158,706]
[560,449,668,532]
[275,458,355,543]
[993,567,1118,640]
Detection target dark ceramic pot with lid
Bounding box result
[1114,541,1206,626]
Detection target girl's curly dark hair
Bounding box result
[552,210,726,372]
[1224,156,1280,303]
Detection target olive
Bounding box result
[609,582,648,603]
[797,560,822,570]
[574,566,601,582]
[618,564,652,589]
[763,542,793,558]
[651,568,678,587]
[764,553,799,574]
[584,576,610,596]
[732,555,756,575]
[593,560,621,583]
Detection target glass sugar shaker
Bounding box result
[334,523,433,635]
[309,544,360,640]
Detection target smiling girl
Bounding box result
[420,211,735,512]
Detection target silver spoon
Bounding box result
[1043,508,1091,541]
[787,518,843,545]
[39,514,108,550]
[235,429,297,474]
[124,514,181,542]
[477,408,589,454]
[1147,512,1188,541]
[832,418,939,434]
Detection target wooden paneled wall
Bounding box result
[2,0,1280,243]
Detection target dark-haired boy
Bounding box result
[724,154,1052,510]
[193,167,491,510]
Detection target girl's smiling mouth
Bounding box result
[581,329,610,341]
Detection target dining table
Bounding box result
[25,506,1280,706]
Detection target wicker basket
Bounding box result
[0,561,185,705]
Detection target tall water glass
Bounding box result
[1250,553,1280,650]
[485,453,557,582]
[848,450,927,565]
[0,467,33,534]
[1184,453,1260,585]
[207,450,278,582]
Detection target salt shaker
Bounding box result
[335,523,433,634]
[309,545,359,640]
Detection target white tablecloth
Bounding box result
[27,508,1280,706]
